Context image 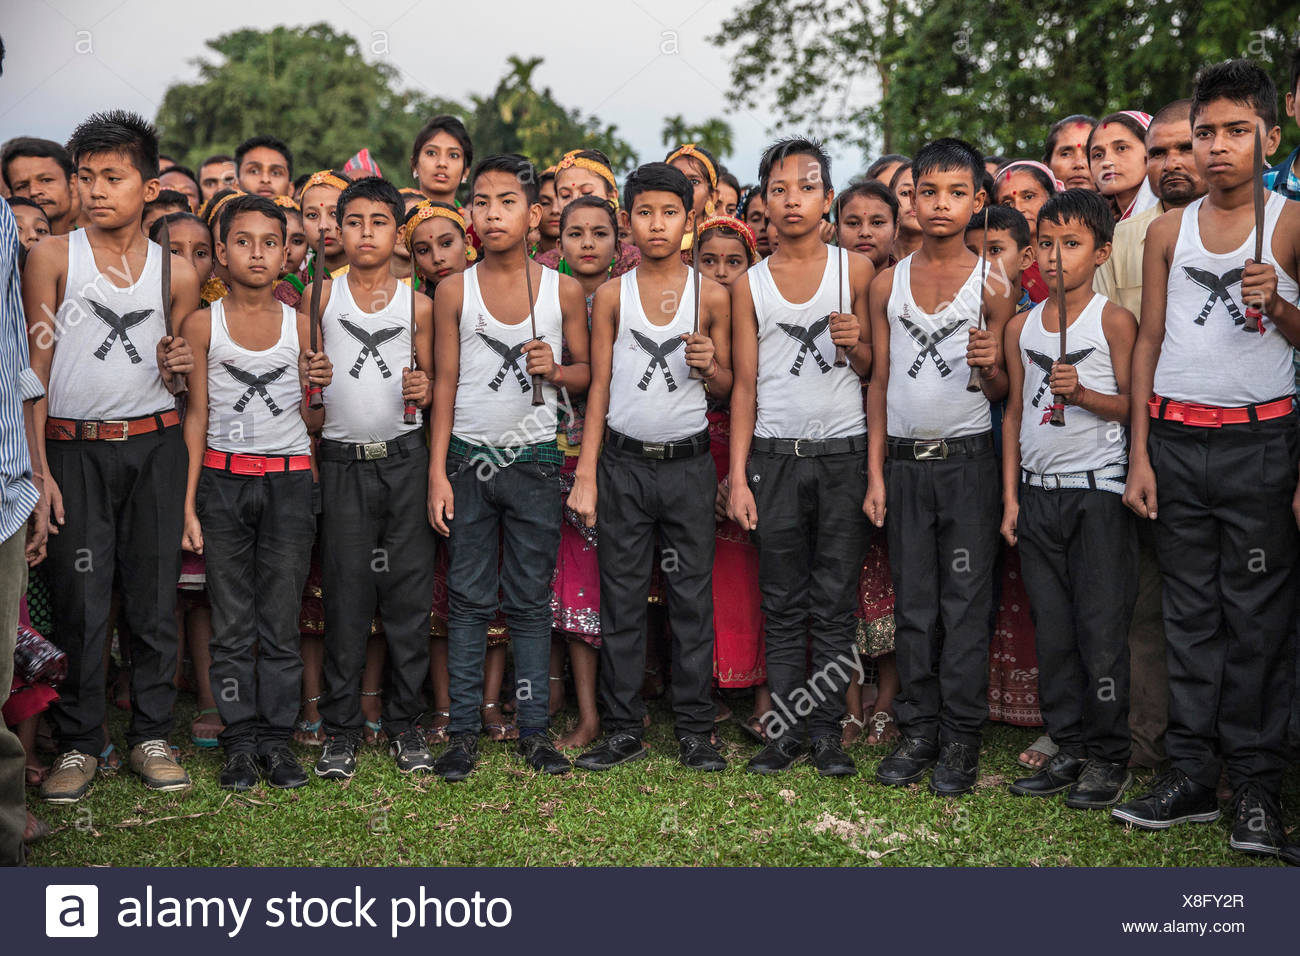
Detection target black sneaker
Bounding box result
[1065,759,1132,809]
[517,734,572,775]
[1228,783,1286,857]
[1009,752,1087,797]
[433,733,478,781]
[876,735,939,786]
[219,752,260,791]
[315,734,359,780]
[574,732,647,771]
[930,741,979,796]
[679,733,727,772]
[259,746,309,789]
[1111,769,1219,829]
[391,729,435,774]
[811,735,857,777]
[745,735,805,774]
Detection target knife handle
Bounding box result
[403,402,417,425]
[1244,306,1262,334]
[169,372,188,396]
[308,384,324,410]
[531,374,545,407]
[966,364,982,393]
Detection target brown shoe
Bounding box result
[128,739,192,792]
[40,751,97,804]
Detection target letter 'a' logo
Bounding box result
[46,885,99,937]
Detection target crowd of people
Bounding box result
[2,41,1300,867]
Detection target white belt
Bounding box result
[1021,463,1127,495]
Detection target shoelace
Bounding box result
[323,737,354,759]
[138,740,170,761]
[54,751,90,773]
[396,730,425,753]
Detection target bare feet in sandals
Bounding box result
[423,710,450,747]
[841,713,866,748]
[1018,734,1057,770]
[866,709,900,746]
[556,718,600,751]
[481,703,518,742]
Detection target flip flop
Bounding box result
[190,707,223,748]
[735,714,768,744]
[1017,734,1059,770]
[97,743,121,774]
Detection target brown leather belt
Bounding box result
[46,409,180,441]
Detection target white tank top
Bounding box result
[1018,293,1126,474]
[751,245,865,440]
[452,263,562,447]
[48,229,174,419]
[205,299,309,456]
[885,253,991,439]
[320,274,419,443]
[1153,193,1299,405]
[606,268,708,442]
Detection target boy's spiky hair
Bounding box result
[1191,58,1278,128]
[912,137,985,191]
[337,175,405,225]
[1037,188,1114,248]
[758,136,832,196]
[65,109,160,181]
[966,204,1031,251]
[470,154,540,205]
[218,193,287,245]
[622,162,693,216]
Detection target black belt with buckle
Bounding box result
[605,427,710,460]
[751,434,867,457]
[317,429,426,463]
[886,432,994,461]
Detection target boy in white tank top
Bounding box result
[303,178,438,782]
[428,155,591,781]
[726,137,876,777]
[1118,61,1300,856]
[23,111,199,804]
[1001,190,1139,810]
[565,163,732,772]
[866,138,1016,796]
[178,195,332,792]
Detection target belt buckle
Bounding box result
[793,438,811,458]
[1043,473,1062,491]
[914,439,947,461]
[641,441,667,460]
[362,441,388,461]
[1184,404,1222,428]
[230,453,266,476]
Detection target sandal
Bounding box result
[735,714,768,744]
[422,710,450,747]
[1017,734,1058,770]
[293,696,325,746]
[97,742,121,774]
[481,702,518,742]
[840,713,866,747]
[866,710,900,746]
[361,691,385,745]
[190,707,223,748]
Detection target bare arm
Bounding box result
[568,279,620,527]
[1000,312,1026,545]
[694,277,733,399]
[864,267,894,527]
[21,236,67,531]
[180,308,211,552]
[428,275,463,535]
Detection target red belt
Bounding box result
[46,409,179,441]
[203,449,313,475]
[1148,394,1295,428]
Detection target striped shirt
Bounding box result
[0,199,44,542]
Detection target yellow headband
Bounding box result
[555,153,618,197]
[200,189,246,227]
[272,195,301,211]
[401,202,476,261]
[668,143,717,189]
[303,170,350,194]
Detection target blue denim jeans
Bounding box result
[444,453,562,735]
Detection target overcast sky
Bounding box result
[0,0,861,185]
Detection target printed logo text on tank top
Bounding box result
[477,331,544,392]
[1025,347,1095,411]
[775,315,832,375]
[898,302,966,378]
[88,300,153,363]
[631,330,684,391]
[339,318,402,378]
[222,362,290,416]
[1183,266,1246,327]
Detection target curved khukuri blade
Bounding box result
[967,219,987,391]
[159,216,186,395]
[690,218,705,379]
[404,275,418,424]
[524,258,544,406]
[1244,126,1266,333]
[1048,242,1067,426]
[307,234,325,408]
[834,242,848,368]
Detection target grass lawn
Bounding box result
[27,693,1298,867]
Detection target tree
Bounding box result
[155,23,460,178]
[714,1,1298,166]
[660,115,735,161]
[466,56,637,172]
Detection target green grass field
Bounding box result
[27,695,1297,867]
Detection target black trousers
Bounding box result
[318,440,435,737]
[1018,485,1136,763]
[597,443,716,737]
[1148,415,1299,794]
[198,467,315,754]
[1127,520,1167,767]
[885,449,998,746]
[748,450,868,741]
[45,425,185,754]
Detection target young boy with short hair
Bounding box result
[567,162,733,771]
[1002,189,1139,808]
[427,154,591,781]
[236,135,294,199]
[142,190,191,235]
[1118,59,1300,859]
[179,193,332,791]
[308,177,437,780]
[865,138,1016,796]
[23,111,198,803]
[727,136,875,777]
[964,205,1035,313]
